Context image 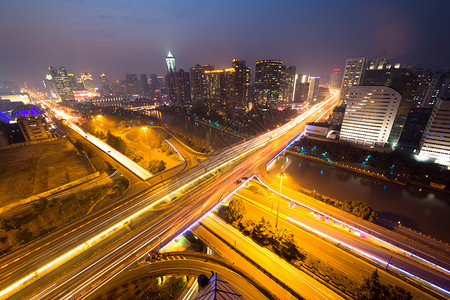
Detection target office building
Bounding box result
[412,68,433,108]
[43,74,59,99]
[204,69,226,110]
[307,77,320,103]
[418,98,450,166]
[10,105,52,141]
[231,59,250,109]
[397,107,432,153]
[202,59,250,111]
[125,74,139,95]
[254,60,282,104]
[48,66,75,102]
[99,73,112,96]
[150,73,159,92]
[67,74,80,91]
[81,73,95,91]
[294,74,310,103]
[339,57,366,106]
[0,93,31,104]
[140,74,150,94]
[328,69,342,88]
[362,66,418,147]
[329,105,346,125]
[422,69,450,108]
[190,64,214,104]
[340,86,402,148]
[280,66,296,105]
[166,69,191,105]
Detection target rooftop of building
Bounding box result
[194,273,245,300]
[11,105,44,118]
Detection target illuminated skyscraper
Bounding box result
[340,86,402,148]
[418,98,450,166]
[328,69,342,88]
[190,64,214,104]
[362,66,418,147]
[166,51,176,74]
[254,60,282,104]
[140,74,150,94]
[307,77,320,103]
[280,66,296,105]
[166,69,191,105]
[339,57,366,106]
[48,66,75,102]
[81,73,95,91]
[125,74,139,95]
[204,69,226,110]
[99,73,112,96]
[422,69,450,108]
[43,74,59,99]
[231,59,250,109]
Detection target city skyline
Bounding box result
[1,0,450,86]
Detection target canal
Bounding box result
[268,155,450,243]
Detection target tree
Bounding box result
[148,159,166,173]
[218,198,246,225]
[356,269,387,300]
[133,151,144,163]
[252,216,273,245]
[106,132,127,154]
[241,219,256,235]
[386,285,412,300]
[273,227,306,262]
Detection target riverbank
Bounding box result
[287,149,450,195]
[285,150,406,186]
[268,154,450,243]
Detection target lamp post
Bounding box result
[142,127,149,147]
[275,172,286,228]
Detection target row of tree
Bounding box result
[217,198,413,299]
[296,186,378,222]
[291,137,449,187]
[218,198,306,263]
[356,270,412,300]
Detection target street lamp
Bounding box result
[275,172,286,228]
[142,126,149,147]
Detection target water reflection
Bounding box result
[270,155,450,242]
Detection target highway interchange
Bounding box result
[1,89,449,299]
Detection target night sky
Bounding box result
[1,0,449,87]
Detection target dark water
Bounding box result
[268,155,450,242]
[147,110,241,150]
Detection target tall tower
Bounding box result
[81,73,95,91]
[418,98,450,166]
[166,51,176,74]
[254,59,283,104]
[339,57,366,106]
[231,59,250,109]
[99,73,112,96]
[340,86,402,148]
[48,66,75,102]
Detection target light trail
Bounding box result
[287,217,450,297]
[254,175,450,277]
[0,92,339,299]
[41,101,152,181]
[182,280,198,300]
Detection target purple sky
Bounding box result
[1,0,449,87]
